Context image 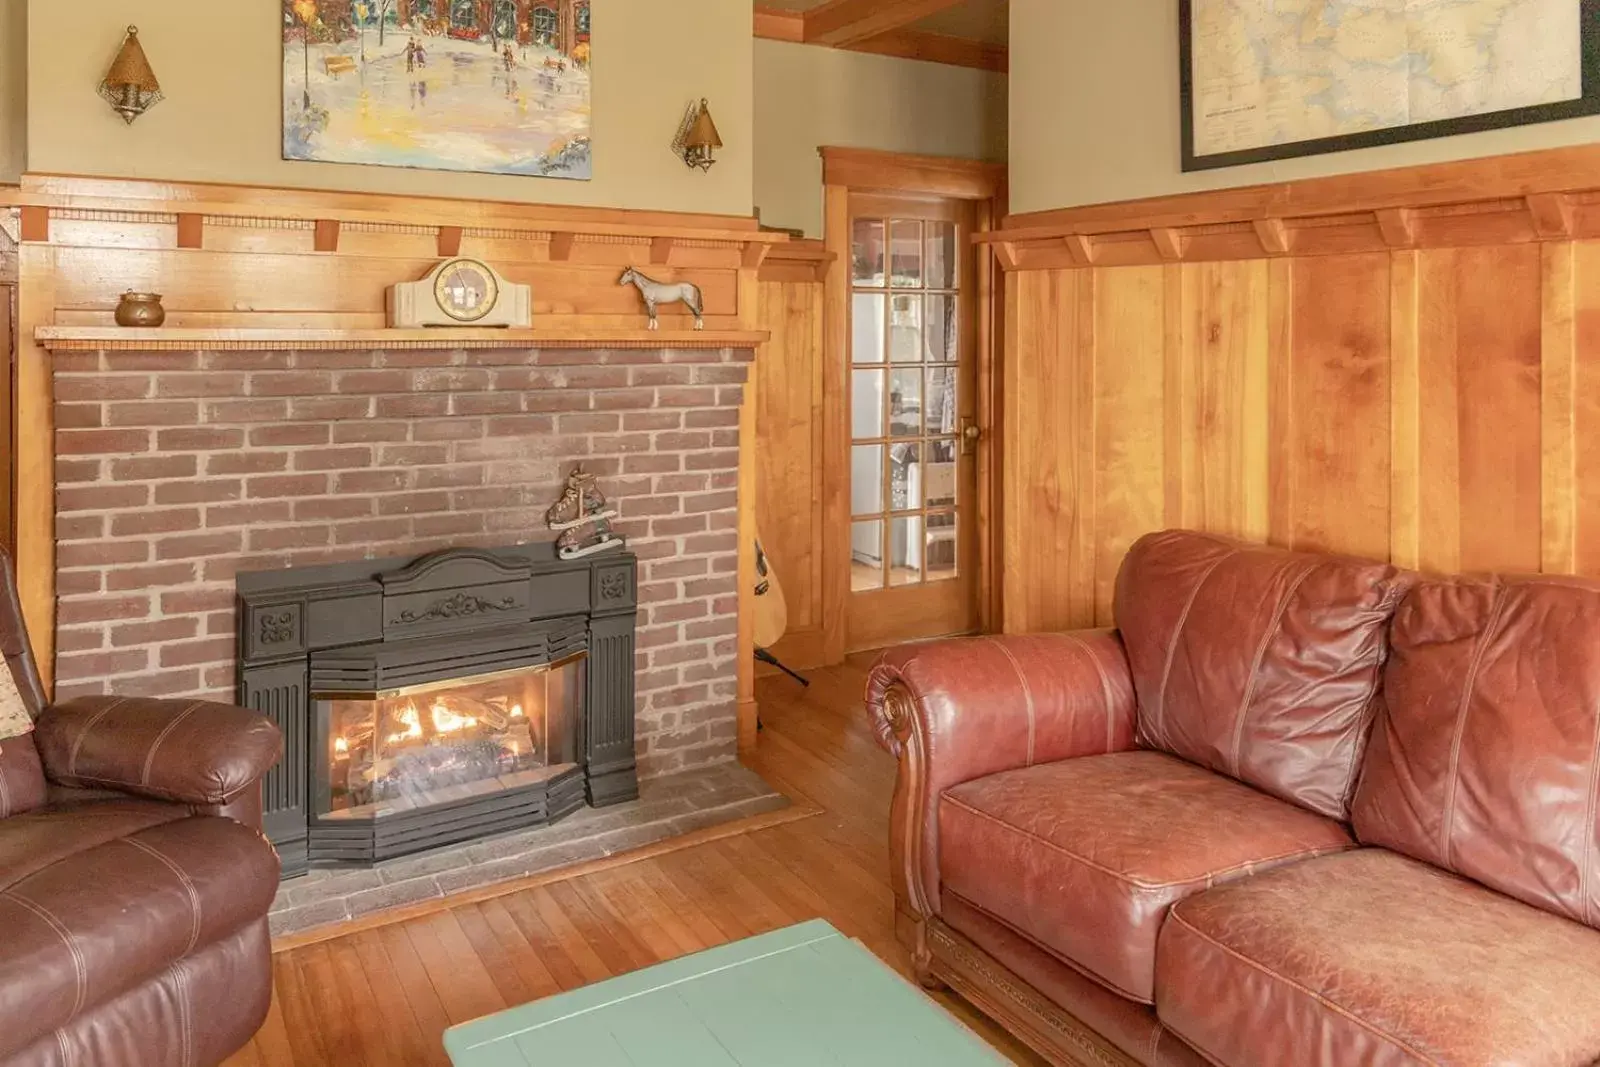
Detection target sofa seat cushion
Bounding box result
[0,806,280,1057]
[939,751,1353,1003]
[1157,849,1600,1067]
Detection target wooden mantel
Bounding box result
[33,326,770,352]
[4,174,786,751]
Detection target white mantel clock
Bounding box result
[388,258,532,328]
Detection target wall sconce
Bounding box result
[673,99,722,172]
[99,26,163,124]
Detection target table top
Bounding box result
[443,919,1008,1066]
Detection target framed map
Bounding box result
[1180,0,1600,171]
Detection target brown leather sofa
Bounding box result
[868,530,1600,1066]
[0,556,283,1067]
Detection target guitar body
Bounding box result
[753,533,790,650]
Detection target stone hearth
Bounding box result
[52,345,752,783]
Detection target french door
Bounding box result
[844,193,980,650]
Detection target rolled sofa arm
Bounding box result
[35,696,283,809]
[865,631,1138,925]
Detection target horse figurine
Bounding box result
[619,267,705,331]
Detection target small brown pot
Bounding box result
[115,291,166,328]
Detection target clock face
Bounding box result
[433,259,500,322]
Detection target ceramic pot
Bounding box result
[115,291,166,328]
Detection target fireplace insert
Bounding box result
[237,545,637,878]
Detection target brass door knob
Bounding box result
[960,418,980,455]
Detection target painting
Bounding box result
[283,0,592,179]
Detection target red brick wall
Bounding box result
[52,346,750,779]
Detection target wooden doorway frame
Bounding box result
[819,148,1007,664]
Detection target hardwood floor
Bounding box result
[225,653,1046,1066]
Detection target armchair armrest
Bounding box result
[864,631,1137,939]
[34,696,283,809]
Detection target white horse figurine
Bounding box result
[619,267,705,331]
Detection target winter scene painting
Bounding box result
[283,1,592,179]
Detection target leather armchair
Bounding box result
[0,550,282,1067]
[865,630,1137,979]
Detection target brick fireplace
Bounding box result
[51,343,752,790]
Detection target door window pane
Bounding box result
[852,219,885,286]
[926,222,957,289]
[890,295,923,363]
[848,210,966,599]
[926,440,958,508]
[925,294,955,363]
[852,370,885,439]
[890,220,922,288]
[851,445,884,516]
[889,369,923,438]
[925,368,957,437]
[889,442,922,511]
[852,521,884,591]
[926,513,958,582]
[852,293,885,364]
[890,516,924,586]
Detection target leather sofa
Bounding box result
[867,529,1600,1066]
[0,556,283,1067]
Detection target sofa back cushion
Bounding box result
[1115,531,1409,820]
[1353,574,1600,928]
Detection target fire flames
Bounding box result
[379,700,483,747]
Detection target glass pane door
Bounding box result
[849,209,969,601]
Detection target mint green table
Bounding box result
[443,919,1007,1065]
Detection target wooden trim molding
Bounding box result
[985,144,1600,271]
[758,238,835,284]
[752,5,1006,73]
[33,327,770,352]
[800,0,967,46]
[820,147,1006,202]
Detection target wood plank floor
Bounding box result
[226,654,1046,1066]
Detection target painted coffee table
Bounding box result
[443,919,1008,1065]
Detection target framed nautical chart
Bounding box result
[1180,0,1600,171]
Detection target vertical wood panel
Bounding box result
[1416,249,1463,573]
[1176,260,1269,542]
[1266,258,1295,550]
[755,278,825,660]
[1543,241,1578,575]
[1004,270,1095,633]
[1454,245,1544,574]
[1573,241,1600,578]
[1417,245,1544,574]
[1389,251,1421,569]
[1092,267,1166,625]
[1285,254,1392,560]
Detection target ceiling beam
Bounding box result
[752,6,1006,73]
[801,0,970,46]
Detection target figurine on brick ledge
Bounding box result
[546,466,626,561]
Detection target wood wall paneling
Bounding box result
[996,146,1600,624]
[752,241,831,670]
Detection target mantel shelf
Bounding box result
[33,326,771,353]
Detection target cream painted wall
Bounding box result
[753,39,1007,237]
[0,0,24,182]
[1010,0,1600,214]
[22,0,753,215]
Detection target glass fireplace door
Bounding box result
[316,655,583,821]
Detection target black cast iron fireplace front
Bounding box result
[236,544,638,880]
